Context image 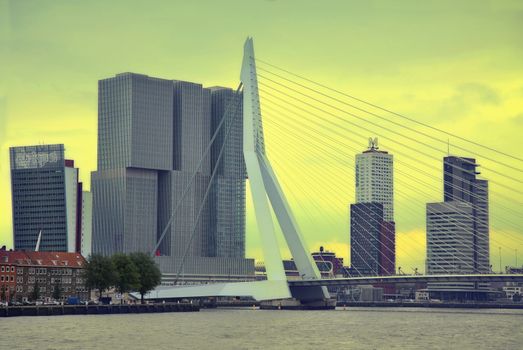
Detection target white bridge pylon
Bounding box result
[145,37,328,302]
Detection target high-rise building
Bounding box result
[91,73,253,281]
[427,201,476,274]
[9,145,86,253]
[80,191,92,257]
[355,138,394,222]
[350,202,383,276]
[425,156,490,300]
[350,138,395,275]
[443,156,489,273]
[210,87,246,258]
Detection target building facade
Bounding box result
[425,156,490,300]
[443,156,489,273]
[80,191,92,257]
[350,202,383,276]
[10,145,88,253]
[209,87,246,258]
[91,73,253,280]
[0,250,88,302]
[427,201,476,275]
[350,138,395,276]
[355,138,394,222]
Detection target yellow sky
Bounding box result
[1,0,522,271]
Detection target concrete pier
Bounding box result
[0,303,199,317]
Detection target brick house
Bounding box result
[0,250,88,302]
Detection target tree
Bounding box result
[83,254,118,300]
[130,252,162,304]
[52,280,62,301]
[112,253,140,304]
[30,281,40,301]
[0,285,5,302]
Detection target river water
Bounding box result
[2,307,523,349]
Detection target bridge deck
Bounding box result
[288,274,523,287]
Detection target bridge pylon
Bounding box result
[138,38,330,306]
[241,37,329,304]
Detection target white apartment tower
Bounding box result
[355,138,394,221]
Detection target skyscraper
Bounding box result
[443,156,489,273]
[426,156,490,299]
[350,138,395,275]
[10,144,86,253]
[80,191,92,257]
[427,201,476,275]
[210,87,246,258]
[91,73,253,281]
[355,138,394,222]
[350,202,383,276]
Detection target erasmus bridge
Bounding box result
[142,38,523,306]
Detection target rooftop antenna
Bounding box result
[35,230,42,252]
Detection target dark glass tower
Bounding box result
[443,156,489,273]
[10,144,81,252]
[350,202,383,276]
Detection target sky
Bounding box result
[1,0,522,272]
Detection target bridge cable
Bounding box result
[254,58,523,164]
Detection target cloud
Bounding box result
[433,82,501,122]
[513,113,523,125]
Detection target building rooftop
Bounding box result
[0,250,86,268]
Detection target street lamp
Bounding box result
[499,247,502,273]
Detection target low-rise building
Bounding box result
[0,249,88,302]
[503,286,522,300]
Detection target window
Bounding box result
[11,266,15,272]
[0,266,4,272]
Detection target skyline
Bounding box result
[1,1,523,270]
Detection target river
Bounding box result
[2,307,522,349]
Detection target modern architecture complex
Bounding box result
[426,156,490,299]
[350,138,395,275]
[9,145,91,253]
[91,73,253,281]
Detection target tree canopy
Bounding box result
[112,253,140,302]
[83,254,118,299]
[130,252,162,304]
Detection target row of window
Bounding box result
[0,275,14,282]
[0,266,15,273]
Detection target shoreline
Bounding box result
[0,302,199,317]
[335,301,523,309]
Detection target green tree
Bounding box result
[112,253,140,304]
[0,285,5,302]
[83,254,118,300]
[52,280,62,301]
[30,281,40,301]
[130,252,162,304]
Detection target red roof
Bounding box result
[0,251,86,268]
